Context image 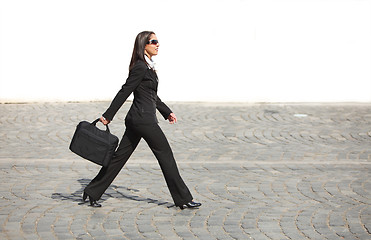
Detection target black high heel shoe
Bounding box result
[179,201,201,210]
[89,197,102,208]
[82,192,102,207]
[82,192,88,202]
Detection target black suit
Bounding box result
[84,60,193,206]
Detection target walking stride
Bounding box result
[82,31,201,210]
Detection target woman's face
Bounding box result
[144,34,159,58]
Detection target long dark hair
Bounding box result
[129,31,155,71]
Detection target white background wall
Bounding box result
[1,0,370,103]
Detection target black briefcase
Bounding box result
[69,118,119,167]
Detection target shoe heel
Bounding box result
[89,196,102,208]
[82,192,87,202]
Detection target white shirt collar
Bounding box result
[145,55,156,70]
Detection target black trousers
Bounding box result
[84,122,193,206]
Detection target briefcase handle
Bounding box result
[91,118,111,132]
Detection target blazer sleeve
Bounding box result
[156,96,172,120]
[103,61,147,121]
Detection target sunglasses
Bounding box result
[148,39,159,45]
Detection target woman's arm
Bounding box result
[102,61,147,121]
[156,96,173,121]
[156,96,176,123]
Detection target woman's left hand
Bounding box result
[99,116,111,125]
[168,113,177,124]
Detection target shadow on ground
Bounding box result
[51,179,174,207]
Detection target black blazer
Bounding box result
[103,60,172,125]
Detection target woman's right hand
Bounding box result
[99,116,110,125]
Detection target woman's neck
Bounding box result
[145,52,152,60]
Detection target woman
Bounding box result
[82,31,201,210]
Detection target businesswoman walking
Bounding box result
[82,31,201,210]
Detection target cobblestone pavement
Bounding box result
[0,102,370,240]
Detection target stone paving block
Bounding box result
[109,236,129,240]
[122,232,146,240]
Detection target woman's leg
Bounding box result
[84,126,141,201]
[136,123,193,206]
